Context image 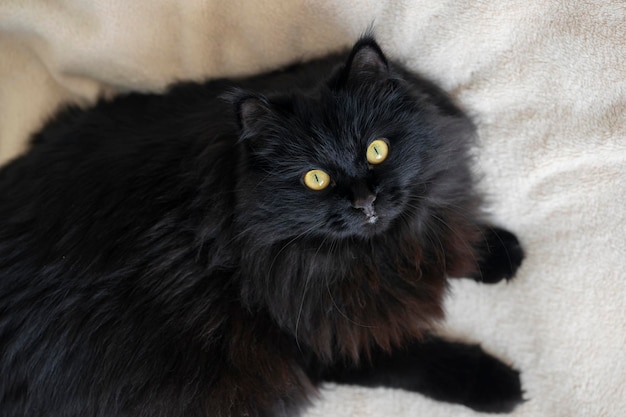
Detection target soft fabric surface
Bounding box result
[1,1,624,416]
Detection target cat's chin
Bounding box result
[334,215,393,240]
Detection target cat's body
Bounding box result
[0,38,524,416]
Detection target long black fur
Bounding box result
[0,37,524,416]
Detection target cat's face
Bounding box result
[234,40,442,242]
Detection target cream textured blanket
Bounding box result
[0,1,624,416]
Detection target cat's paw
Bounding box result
[463,350,525,413]
[473,227,524,284]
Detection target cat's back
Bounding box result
[0,68,250,417]
[0,77,246,291]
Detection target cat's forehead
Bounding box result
[261,84,411,171]
[312,85,394,118]
[292,88,395,138]
[292,107,370,159]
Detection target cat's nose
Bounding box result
[351,181,377,216]
[351,180,378,224]
[352,194,376,212]
[353,193,377,223]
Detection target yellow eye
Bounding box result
[366,139,389,164]
[303,169,331,190]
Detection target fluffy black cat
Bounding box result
[0,37,525,416]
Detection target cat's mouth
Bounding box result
[353,196,408,238]
[356,208,391,237]
[326,211,389,239]
[326,193,403,239]
[365,213,378,224]
[360,204,378,225]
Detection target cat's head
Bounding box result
[231,38,473,244]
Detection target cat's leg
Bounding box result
[317,336,524,413]
[467,226,525,284]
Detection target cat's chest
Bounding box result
[252,238,448,361]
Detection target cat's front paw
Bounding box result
[463,350,525,413]
[473,227,524,284]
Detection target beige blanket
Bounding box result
[1,1,624,416]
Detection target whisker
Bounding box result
[267,224,318,276]
[324,275,376,328]
[295,234,331,351]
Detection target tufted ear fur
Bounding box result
[338,37,390,87]
[224,89,273,138]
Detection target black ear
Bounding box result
[224,89,272,135]
[341,37,389,86]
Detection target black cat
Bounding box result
[0,37,525,416]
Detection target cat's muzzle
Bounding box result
[352,194,378,224]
